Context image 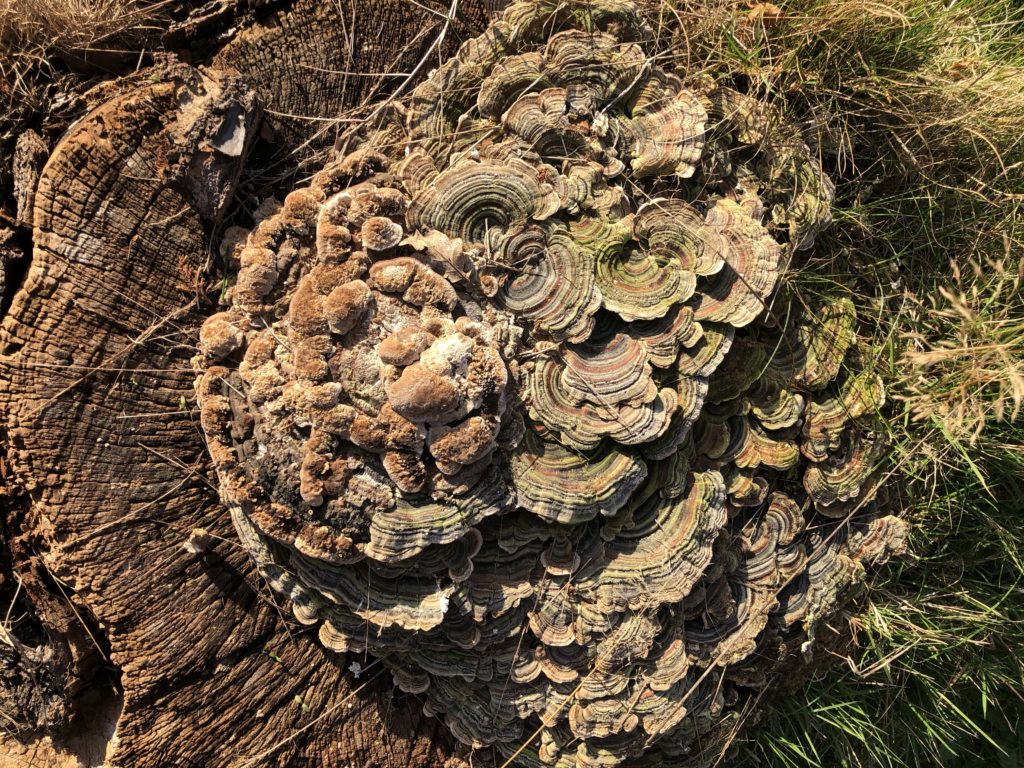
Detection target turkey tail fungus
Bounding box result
[0,1,907,766]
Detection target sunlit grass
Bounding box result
[647,0,1024,764]
[0,0,170,121]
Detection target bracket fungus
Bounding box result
[194,2,906,764]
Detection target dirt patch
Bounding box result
[0,683,120,768]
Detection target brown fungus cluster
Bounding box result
[194,2,906,765]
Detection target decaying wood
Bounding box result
[12,130,48,228]
[0,492,75,736]
[0,63,453,766]
[0,223,25,308]
[0,1,497,763]
[0,0,912,763]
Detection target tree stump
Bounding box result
[0,2,495,765]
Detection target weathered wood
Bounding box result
[0,62,450,767]
[13,130,48,228]
[0,223,26,308]
[0,488,85,739]
[0,1,498,764]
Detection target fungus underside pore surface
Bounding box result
[193,2,907,765]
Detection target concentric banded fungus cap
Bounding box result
[194,1,904,764]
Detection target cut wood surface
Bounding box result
[0,2,496,765]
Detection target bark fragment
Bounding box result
[13,130,49,228]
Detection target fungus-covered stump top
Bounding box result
[194,2,906,765]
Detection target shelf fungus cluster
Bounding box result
[194,2,906,765]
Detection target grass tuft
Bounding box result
[649,0,1024,764]
[900,252,1024,445]
[0,0,170,140]
[0,0,160,52]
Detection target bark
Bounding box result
[12,130,48,228]
[0,1,496,765]
[0,222,27,310]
